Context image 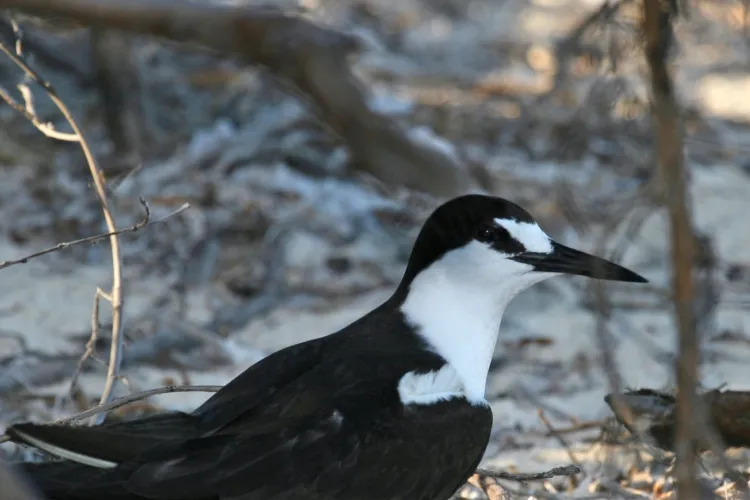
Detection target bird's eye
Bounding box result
[476,223,497,243]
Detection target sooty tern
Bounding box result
[5,194,647,500]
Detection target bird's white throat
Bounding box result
[399,240,554,405]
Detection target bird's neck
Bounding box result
[398,271,517,404]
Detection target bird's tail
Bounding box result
[13,460,143,500]
[5,412,200,500]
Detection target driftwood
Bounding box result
[0,0,476,197]
[605,389,750,452]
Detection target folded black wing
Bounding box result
[127,351,443,500]
[7,336,329,470]
[192,335,329,433]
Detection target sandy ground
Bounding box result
[1,0,750,497]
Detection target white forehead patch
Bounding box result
[493,218,553,254]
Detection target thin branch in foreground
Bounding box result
[62,384,221,423]
[11,18,77,143]
[25,199,189,416]
[0,197,147,270]
[476,464,582,483]
[67,287,109,402]
[0,28,127,424]
[0,385,222,445]
[0,199,190,270]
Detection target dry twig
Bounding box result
[0,24,192,421]
[0,26,127,424]
[0,384,222,445]
[542,419,610,436]
[476,464,582,483]
[0,197,186,270]
[67,287,109,402]
[60,384,221,423]
[1,197,189,419]
[64,202,189,418]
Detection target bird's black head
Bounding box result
[395,194,647,293]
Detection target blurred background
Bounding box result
[0,0,749,497]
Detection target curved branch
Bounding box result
[0,0,475,196]
[0,33,125,423]
[0,384,222,445]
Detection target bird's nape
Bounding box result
[510,241,648,283]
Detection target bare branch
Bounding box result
[0,385,222,445]
[0,27,127,424]
[642,1,699,498]
[62,384,222,423]
[0,0,476,197]
[1,197,145,270]
[0,200,189,270]
[0,21,78,141]
[67,287,108,402]
[0,79,78,141]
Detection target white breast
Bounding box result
[399,240,557,406]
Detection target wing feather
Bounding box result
[10,334,488,500]
[128,352,443,499]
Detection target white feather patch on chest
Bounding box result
[399,240,557,407]
[397,364,468,405]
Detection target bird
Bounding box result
[4,194,647,500]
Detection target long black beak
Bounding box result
[510,241,648,283]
